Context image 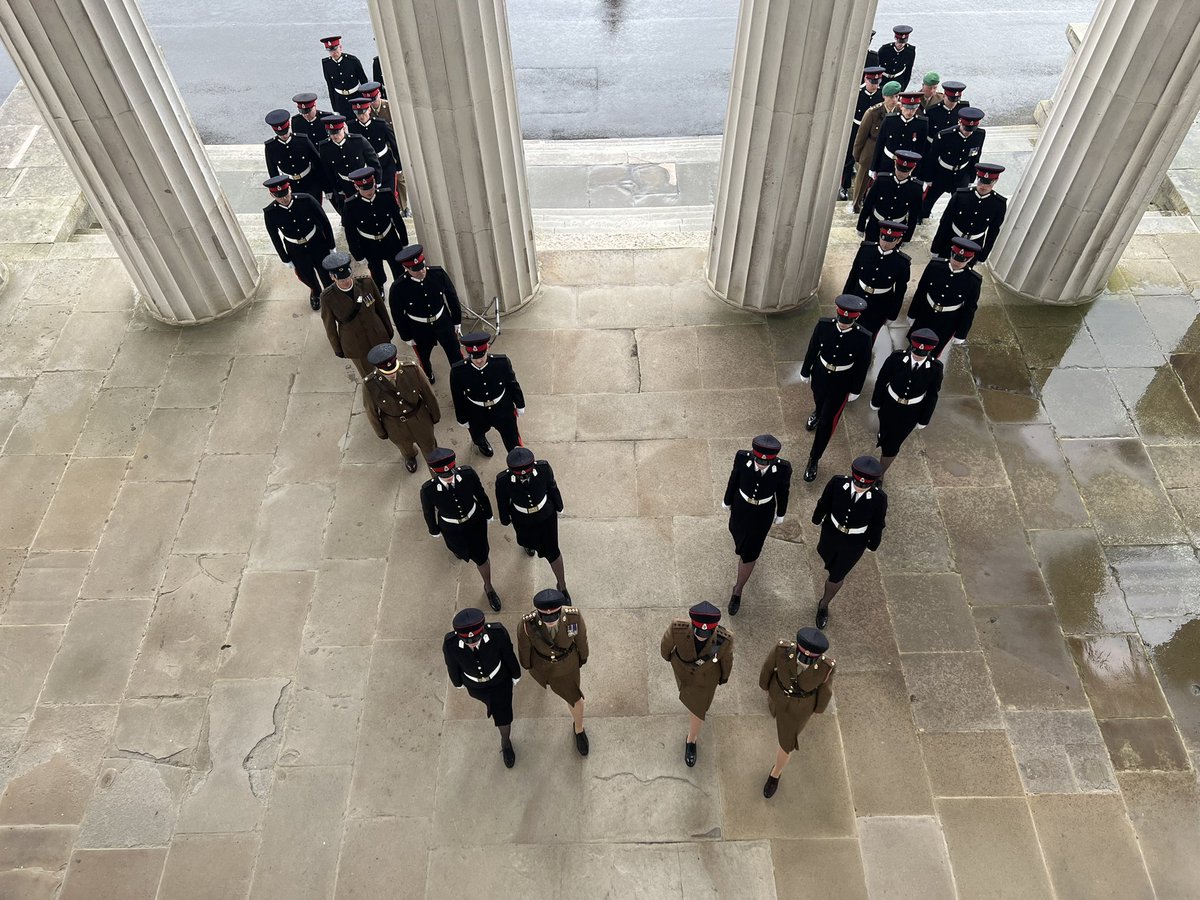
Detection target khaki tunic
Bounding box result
[759,642,835,752]
[660,621,733,719]
[517,608,588,705]
[363,362,440,460]
[852,102,894,212]
[920,90,944,112]
[320,276,394,377]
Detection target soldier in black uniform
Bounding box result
[906,238,983,356]
[261,175,336,311]
[859,149,924,243]
[316,115,381,215]
[870,92,928,179]
[320,35,368,118]
[842,220,912,337]
[495,447,569,596]
[371,55,387,98]
[877,25,916,91]
[420,448,502,611]
[291,92,333,146]
[841,66,885,200]
[722,435,793,616]
[871,329,944,477]
[864,30,879,69]
[799,295,874,483]
[443,608,522,768]
[341,167,408,291]
[925,81,968,145]
[389,244,463,383]
[348,96,399,197]
[451,331,525,457]
[263,109,324,205]
[921,107,987,219]
[931,163,1008,263]
[811,455,888,628]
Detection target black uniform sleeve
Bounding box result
[469,469,493,520]
[919,363,944,427]
[867,491,888,551]
[263,207,288,262]
[895,253,912,311]
[387,192,409,246]
[842,249,862,296]
[723,454,740,507]
[849,333,872,396]
[494,471,511,526]
[812,478,835,526]
[389,282,413,343]
[505,358,525,410]
[439,270,463,326]
[381,118,400,164]
[342,201,365,260]
[775,461,793,518]
[264,141,279,177]
[906,264,934,322]
[442,637,464,687]
[449,363,469,425]
[311,196,336,252]
[351,55,368,87]
[544,462,564,513]
[931,192,958,256]
[496,627,521,679]
[870,118,891,173]
[857,179,877,233]
[955,274,983,340]
[800,323,822,379]
[979,195,1007,263]
[372,56,386,96]
[871,354,894,408]
[420,482,439,535]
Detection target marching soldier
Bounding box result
[262,175,335,311]
[358,80,409,215]
[319,35,368,118]
[864,30,879,69]
[363,343,440,472]
[291,92,333,146]
[906,238,983,356]
[341,167,408,291]
[451,332,525,457]
[263,109,324,204]
[660,601,733,767]
[799,295,873,483]
[389,244,463,383]
[495,448,569,596]
[871,329,944,477]
[851,82,901,212]
[517,589,590,756]
[420,448,502,610]
[858,149,923,243]
[842,220,912,337]
[841,66,885,201]
[918,72,942,112]
[316,115,381,215]
[371,56,387,97]
[931,163,1008,263]
[921,107,986,219]
[722,435,793,616]
[348,96,399,201]
[877,25,916,91]
[443,608,522,768]
[319,252,393,376]
[871,92,929,181]
[811,456,888,628]
[925,81,968,144]
[758,627,835,798]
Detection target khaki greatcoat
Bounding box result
[759,642,835,752]
[517,608,588,705]
[363,361,439,461]
[852,102,895,212]
[319,275,394,377]
[660,621,733,719]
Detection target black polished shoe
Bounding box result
[487,589,502,612]
[427,372,436,385]
[803,460,818,483]
[574,728,589,757]
[524,547,535,557]
[729,593,741,616]
[404,457,418,474]
[685,741,697,767]
[837,188,850,201]
[476,441,494,458]
[309,291,321,311]
[763,774,780,799]
[816,605,829,630]
[805,413,819,432]
[502,743,516,768]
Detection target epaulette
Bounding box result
[818,316,835,324]
[954,186,972,194]
[825,657,836,667]
[457,464,474,474]
[716,624,732,639]
[855,324,872,337]
[778,640,795,649]
[859,240,873,249]
[671,619,690,630]
[451,358,467,368]
[489,353,509,361]
[522,611,538,622]
[535,459,550,468]
[486,621,504,630]
[897,250,912,263]
[563,606,579,615]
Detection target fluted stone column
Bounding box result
[367,0,537,312]
[708,0,878,311]
[0,0,258,324]
[990,0,1200,305]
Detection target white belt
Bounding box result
[468,389,506,408]
[883,146,896,160]
[462,662,503,683]
[887,386,925,405]
[739,490,774,506]
[282,226,318,244]
[819,356,854,373]
[951,224,987,240]
[938,157,968,172]
[357,222,394,240]
[512,496,548,514]
[335,87,355,95]
[338,171,354,181]
[860,280,894,295]
[830,514,868,535]
[281,164,312,180]
[406,308,444,324]
[929,300,963,313]
[377,145,390,157]
[439,503,478,525]
[853,117,864,126]
[884,71,902,79]
[874,209,907,222]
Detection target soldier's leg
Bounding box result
[549,553,566,593]
[468,422,494,454]
[922,181,946,220]
[770,747,793,778]
[413,336,437,380]
[435,326,463,368]
[807,391,848,471]
[396,170,409,212]
[366,254,388,292]
[571,698,585,733]
[732,560,756,597]
[350,357,371,379]
[388,425,420,471]
[687,712,703,743]
[879,454,897,475]
[494,410,522,452]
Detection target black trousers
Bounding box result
[468,408,521,453]
[876,403,921,456]
[412,323,462,378]
[364,252,404,292]
[289,246,334,295]
[808,378,853,464]
[922,174,969,218]
[841,124,860,190]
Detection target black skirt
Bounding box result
[466,677,514,727]
[728,501,775,563]
[876,404,920,457]
[441,518,490,565]
[512,513,560,561]
[817,524,867,582]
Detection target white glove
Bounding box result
[515,407,525,417]
[869,171,877,179]
[866,547,876,553]
[458,421,468,428]
[406,340,417,348]
[487,517,495,524]
[905,316,914,325]
[848,393,860,402]
[951,336,966,345]
[721,503,731,511]
[456,685,464,689]
[284,261,295,269]
[512,677,521,686]
[870,404,879,411]
[799,375,811,384]
[917,423,927,430]
[454,324,462,335]
[773,516,785,525]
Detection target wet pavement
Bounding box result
[2,89,1200,899]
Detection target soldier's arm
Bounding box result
[575,614,589,665]
[545,462,564,513]
[442,638,464,687]
[954,277,982,340]
[505,359,526,410]
[774,460,793,518]
[814,662,835,713]
[352,56,368,86]
[906,264,932,319]
[979,196,1007,262]
[414,364,440,424]
[473,471,494,521]
[812,479,832,526]
[449,369,469,425]
[362,139,383,185]
[441,271,463,325]
[389,284,414,343]
[799,325,820,378]
[320,302,343,356]
[850,336,872,396]
[498,628,521,679]
[517,622,532,671]
[660,626,675,663]
[371,294,395,341]
[857,182,875,232]
[381,118,400,162]
[758,647,776,691]
[494,474,512,526]
[264,210,288,262]
[722,456,739,508]
[420,484,439,535]
[895,254,912,308]
[870,356,891,409]
[342,205,365,261]
[867,493,888,552]
[264,143,279,177]
[869,120,889,173]
[918,365,943,426]
[388,192,409,246]
[718,635,734,685]
[853,108,874,159]
[363,389,388,439]
[314,198,336,250]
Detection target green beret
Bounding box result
[882,82,902,97]
[923,72,941,86]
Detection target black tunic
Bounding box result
[931,188,1009,262]
[317,133,382,198]
[495,461,564,560]
[322,52,368,116]
[450,355,525,426]
[877,42,916,91]
[264,134,325,198]
[812,476,888,581]
[871,113,929,175]
[723,450,793,563]
[262,193,335,263]
[923,126,986,190]
[420,467,493,565]
[291,109,334,146]
[858,173,924,240]
[906,261,983,352]
[443,623,521,726]
[800,319,874,400]
[924,99,969,146]
[340,189,408,262]
[870,350,944,456]
[842,242,911,335]
[389,267,463,342]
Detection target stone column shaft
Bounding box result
[0,0,258,324]
[989,0,1200,304]
[708,0,879,311]
[367,0,537,312]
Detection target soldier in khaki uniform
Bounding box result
[517,589,590,756]
[660,601,733,767]
[320,252,394,377]
[851,81,901,212]
[363,343,440,473]
[758,627,835,798]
